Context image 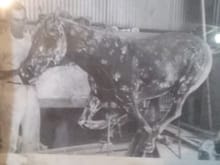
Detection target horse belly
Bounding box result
[134,65,177,99]
[133,56,181,99]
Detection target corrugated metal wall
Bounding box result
[19,0,187,30]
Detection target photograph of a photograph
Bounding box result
[0,0,220,164]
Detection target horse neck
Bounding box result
[66,24,90,50]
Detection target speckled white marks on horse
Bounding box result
[0,14,213,157]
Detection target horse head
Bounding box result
[18,13,67,84]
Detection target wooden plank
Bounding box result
[157,143,198,160]
[39,142,128,154]
[165,125,203,149]
[180,122,215,138]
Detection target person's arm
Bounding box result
[0,29,14,71]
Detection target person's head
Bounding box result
[8,2,26,38]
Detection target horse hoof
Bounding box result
[40,143,48,150]
[78,120,85,128]
[157,135,172,145]
[143,142,155,154]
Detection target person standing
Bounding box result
[0,2,41,152]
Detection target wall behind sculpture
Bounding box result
[18,0,190,31]
[35,65,90,101]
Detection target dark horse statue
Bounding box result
[0,14,213,157]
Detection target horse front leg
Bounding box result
[128,98,160,157]
[128,129,159,157]
[131,95,152,134]
[78,74,107,129]
[127,128,146,156]
[78,94,107,129]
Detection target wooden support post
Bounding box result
[106,114,113,155]
[177,119,182,159]
[201,0,213,130]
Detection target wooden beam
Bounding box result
[180,122,215,138]
[201,0,213,130]
[165,125,203,150]
[39,98,87,109]
[39,142,128,154]
[39,124,203,155]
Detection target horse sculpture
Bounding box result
[64,17,212,156]
[0,13,213,156]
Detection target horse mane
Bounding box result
[19,14,58,67]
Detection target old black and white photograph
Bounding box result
[0,0,220,164]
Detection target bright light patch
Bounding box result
[0,0,14,9]
[214,33,220,44]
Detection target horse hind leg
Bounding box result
[157,75,207,135]
[141,98,161,157]
[157,34,213,132]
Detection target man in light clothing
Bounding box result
[0,2,41,152]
